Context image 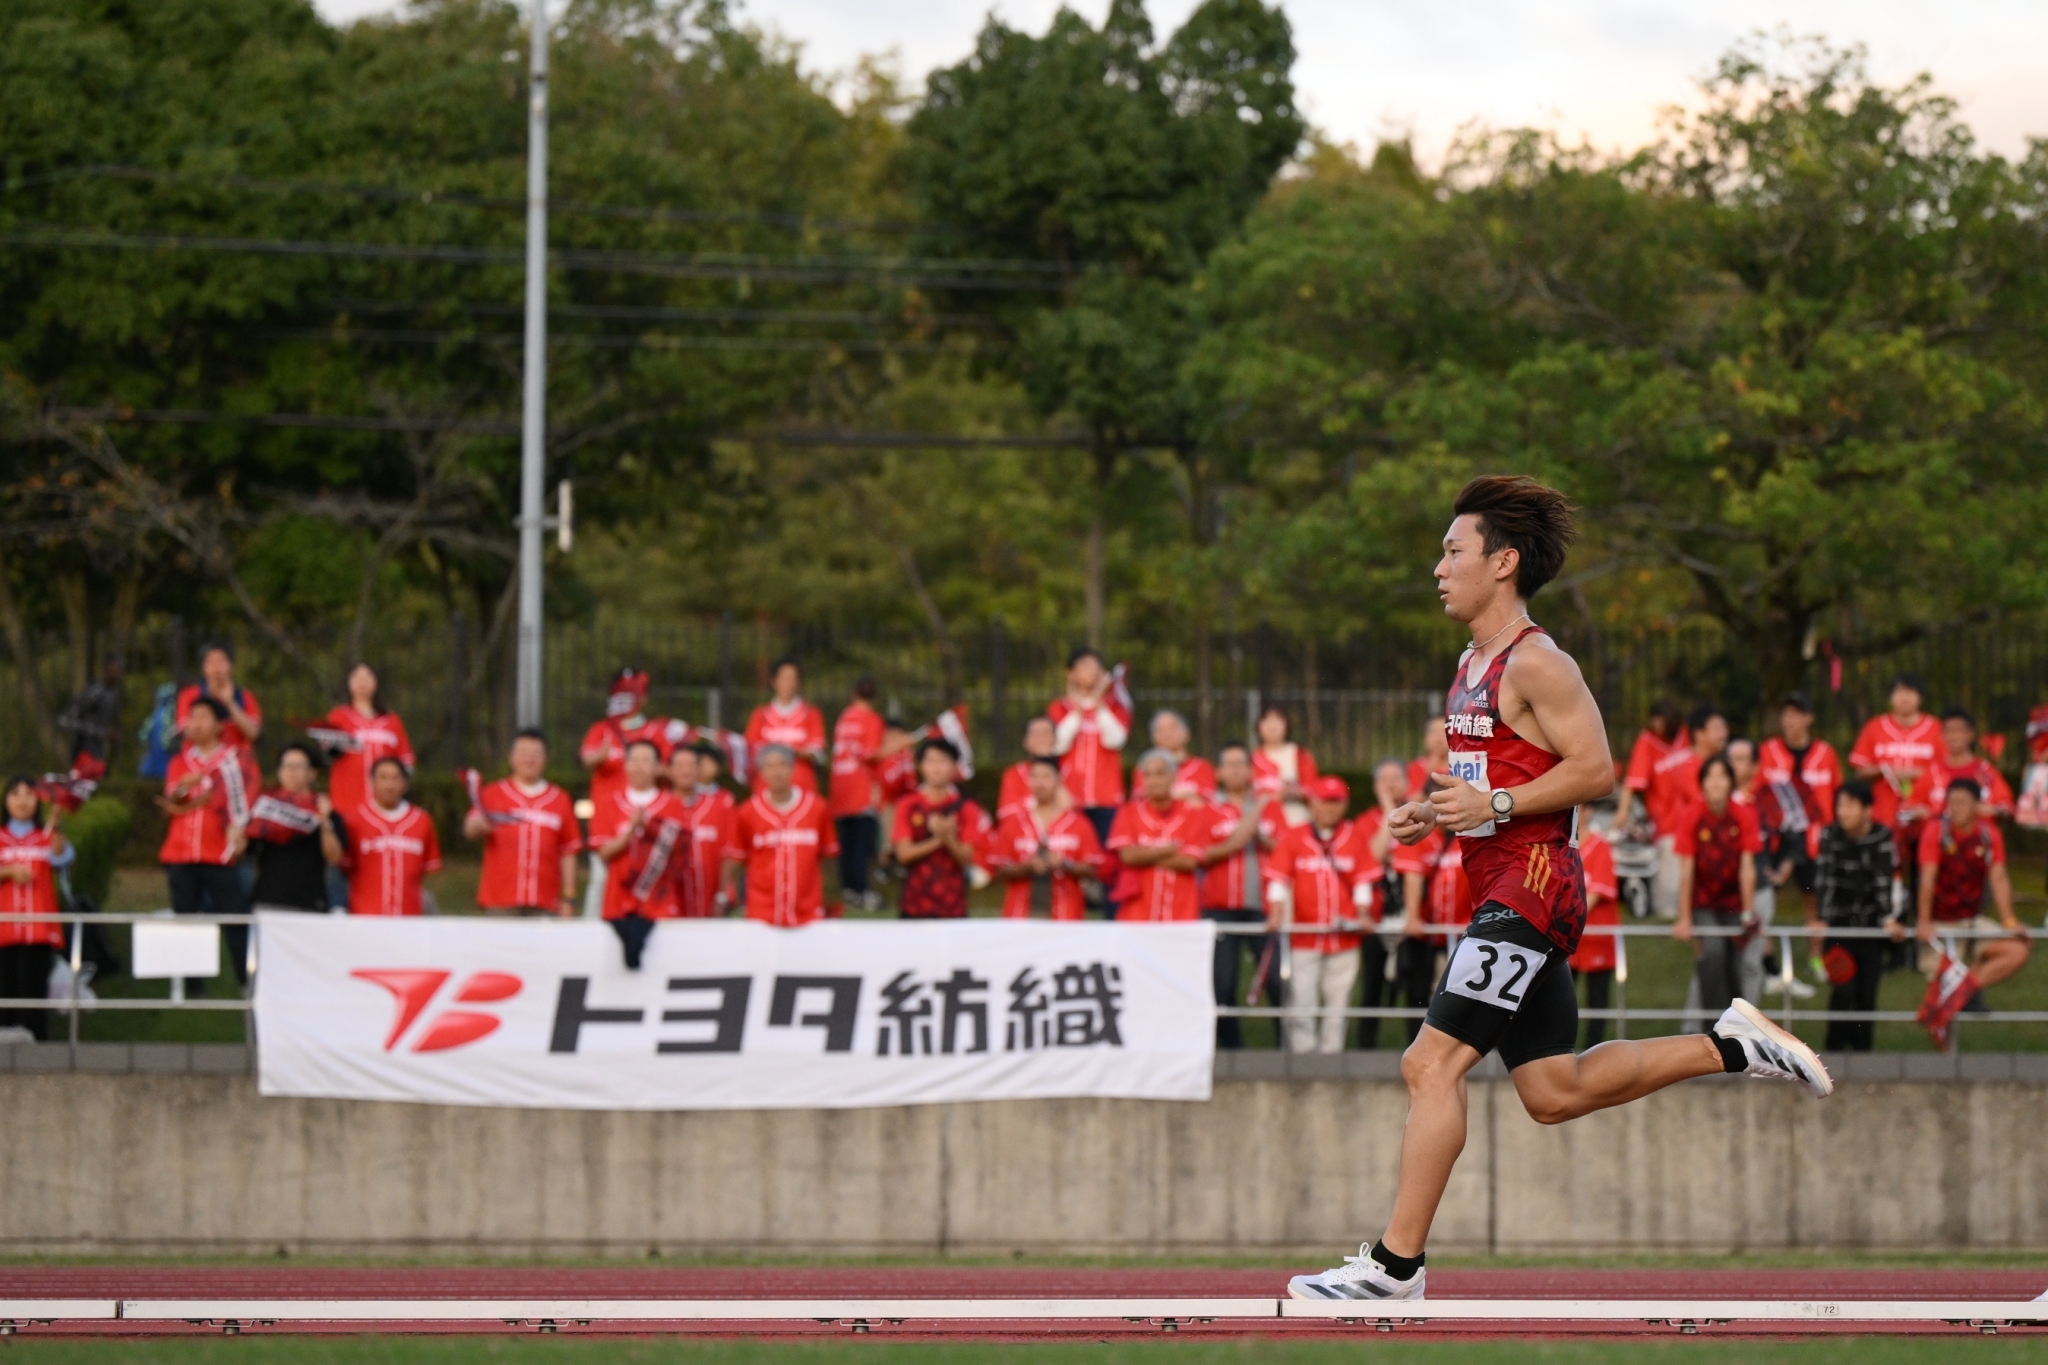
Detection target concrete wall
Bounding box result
[5,1061,2048,1255]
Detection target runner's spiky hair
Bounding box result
[1453,475,1578,599]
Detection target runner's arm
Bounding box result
[1498,643,1614,815]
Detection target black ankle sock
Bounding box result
[1712,1033,1748,1074]
[1370,1240,1424,1281]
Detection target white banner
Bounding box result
[254,914,1215,1110]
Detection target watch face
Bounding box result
[1491,789,1513,815]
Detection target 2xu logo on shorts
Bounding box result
[1441,936,1545,1013]
[352,969,523,1052]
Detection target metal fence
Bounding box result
[7,611,2048,779]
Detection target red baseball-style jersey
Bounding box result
[725,788,839,927]
[1849,713,1942,829]
[1393,828,1470,946]
[989,805,1102,921]
[828,701,886,818]
[745,699,827,792]
[603,789,690,920]
[1251,744,1319,806]
[1169,756,1217,802]
[877,746,917,804]
[997,761,1036,822]
[339,801,442,917]
[0,824,66,947]
[1198,795,1278,910]
[1920,816,2005,922]
[1756,736,1841,850]
[1049,696,1129,808]
[892,789,993,919]
[1569,827,1621,974]
[1444,626,1588,954]
[671,786,737,918]
[321,705,415,821]
[159,744,257,866]
[581,714,689,813]
[1106,798,1204,921]
[1909,755,2015,820]
[175,683,262,748]
[1624,728,1700,834]
[1672,798,1762,913]
[1265,820,1379,955]
[475,779,580,910]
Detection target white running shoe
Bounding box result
[1714,998,1833,1098]
[1288,1244,1426,1302]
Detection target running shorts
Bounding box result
[1423,901,1579,1069]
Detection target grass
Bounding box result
[2,1337,2045,1364]
[60,859,2048,1052]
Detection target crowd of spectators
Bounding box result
[6,641,2035,1054]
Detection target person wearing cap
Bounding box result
[1849,671,1940,898]
[578,667,689,915]
[1756,691,1842,915]
[1264,775,1379,1053]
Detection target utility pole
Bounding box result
[514,0,550,730]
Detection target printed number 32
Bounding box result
[1452,941,1533,1009]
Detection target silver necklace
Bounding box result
[1467,612,1532,659]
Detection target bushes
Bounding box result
[63,795,132,906]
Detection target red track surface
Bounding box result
[1,1265,2042,1299]
[3,1267,2042,1340]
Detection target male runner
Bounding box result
[1289,475,1830,1304]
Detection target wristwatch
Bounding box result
[1489,788,1515,822]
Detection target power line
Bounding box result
[47,406,1087,447]
[57,166,944,236]
[0,228,1068,288]
[332,299,995,328]
[259,328,942,353]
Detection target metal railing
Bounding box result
[1207,919,2048,1042]
[0,914,2038,1057]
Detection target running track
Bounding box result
[3,1267,2043,1339]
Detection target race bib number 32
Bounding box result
[1442,934,1547,1012]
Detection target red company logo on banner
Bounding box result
[351,969,523,1052]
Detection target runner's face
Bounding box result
[1436,514,1513,624]
[1943,718,1974,760]
[1217,749,1251,791]
[509,738,546,782]
[1022,718,1055,757]
[277,751,312,793]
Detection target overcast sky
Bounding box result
[312,0,2046,163]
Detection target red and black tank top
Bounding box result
[1443,624,1588,954]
